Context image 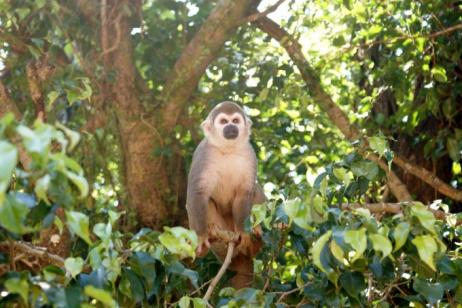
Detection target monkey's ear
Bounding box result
[200,118,212,133]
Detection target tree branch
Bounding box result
[254,17,412,202]
[392,156,462,202]
[243,0,287,23]
[0,241,65,268]
[341,202,449,221]
[160,0,261,130]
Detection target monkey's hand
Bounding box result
[196,234,210,257]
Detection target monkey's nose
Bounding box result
[223,125,239,139]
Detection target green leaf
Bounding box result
[393,222,409,252]
[179,296,191,308]
[311,231,332,274]
[16,122,54,156]
[447,137,460,162]
[65,172,89,198]
[65,257,84,278]
[431,66,447,83]
[410,203,436,234]
[413,278,444,304]
[5,277,29,305]
[47,91,60,108]
[350,161,379,180]
[0,141,17,204]
[84,285,116,308]
[251,203,267,227]
[369,234,392,260]
[35,174,51,204]
[192,298,207,308]
[344,228,367,262]
[56,123,81,152]
[368,136,388,157]
[412,235,437,271]
[339,271,366,299]
[329,239,345,264]
[0,195,31,234]
[159,226,198,259]
[283,198,312,230]
[66,211,92,244]
[333,167,352,186]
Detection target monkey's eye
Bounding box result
[232,118,240,124]
[220,118,228,124]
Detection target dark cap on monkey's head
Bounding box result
[210,101,246,122]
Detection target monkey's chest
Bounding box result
[209,153,254,210]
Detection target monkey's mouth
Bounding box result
[223,125,239,140]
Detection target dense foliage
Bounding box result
[0,0,461,306]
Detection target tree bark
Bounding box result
[100,0,170,228]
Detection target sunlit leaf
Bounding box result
[0,195,32,234]
[65,257,84,278]
[344,228,367,262]
[410,203,436,234]
[65,172,89,198]
[393,222,409,252]
[283,198,312,230]
[66,211,92,244]
[431,66,447,83]
[333,167,352,186]
[311,230,338,284]
[5,277,29,305]
[329,239,345,264]
[84,285,116,308]
[368,136,388,157]
[369,234,392,260]
[35,174,51,204]
[56,122,81,152]
[159,226,197,259]
[412,235,438,271]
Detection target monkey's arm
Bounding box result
[232,190,253,232]
[186,186,209,236]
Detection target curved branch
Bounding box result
[160,0,261,130]
[393,156,462,202]
[253,17,412,202]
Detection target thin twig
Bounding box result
[203,241,235,301]
[274,282,310,304]
[244,0,288,23]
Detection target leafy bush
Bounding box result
[0,115,461,306]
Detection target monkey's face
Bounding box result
[215,112,244,140]
[202,111,251,148]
